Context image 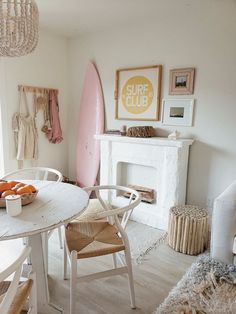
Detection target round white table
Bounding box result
[0,181,89,314]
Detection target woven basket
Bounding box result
[127,126,155,138]
[0,191,38,208]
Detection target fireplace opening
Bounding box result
[116,162,157,204]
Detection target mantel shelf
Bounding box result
[95,134,194,148]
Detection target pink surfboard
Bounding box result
[76,62,104,187]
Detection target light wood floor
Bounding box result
[0,222,196,314]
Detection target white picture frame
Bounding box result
[162,99,194,126]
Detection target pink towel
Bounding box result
[46,90,63,144]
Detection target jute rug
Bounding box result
[155,253,236,314]
[125,220,167,264]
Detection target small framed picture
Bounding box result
[115,65,162,121]
[169,68,195,95]
[162,99,194,126]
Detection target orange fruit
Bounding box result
[16,186,32,195]
[1,190,16,198]
[27,184,37,193]
[15,183,25,188]
[12,183,25,191]
[8,181,18,188]
[0,182,11,193]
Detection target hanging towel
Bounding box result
[46,90,63,144]
[12,87,38,163]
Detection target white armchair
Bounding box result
[211,180,236,265]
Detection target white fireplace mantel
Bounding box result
[95,134,193,148]
[95,134,194,230]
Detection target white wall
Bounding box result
[68,0,236,210]
[0,30,69,176]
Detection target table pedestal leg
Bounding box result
[28,233,64,314]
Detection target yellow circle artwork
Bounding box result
[122,76,154,114]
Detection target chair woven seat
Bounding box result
[65,221,125,259]
[0,279,33,314]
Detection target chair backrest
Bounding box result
[0,247,31,314]
[1,167,63,182]
[83,185,141,229]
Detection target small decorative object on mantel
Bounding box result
[105,129,121,135]
[115,65,162,121]
[127,126,155,138]
[123,185,155,204]
[169,67,195,95]
[120,125,127,136]
[168,130,180,140]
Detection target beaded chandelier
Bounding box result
[0,0,39,57]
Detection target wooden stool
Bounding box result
[168,205,209,255]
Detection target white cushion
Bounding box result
[211,180,236,264]
[76,199,111,221]
[233,237,236,254]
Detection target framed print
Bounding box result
[169,68,195,95]
[162,99,194,126]
[115,65,162,121]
